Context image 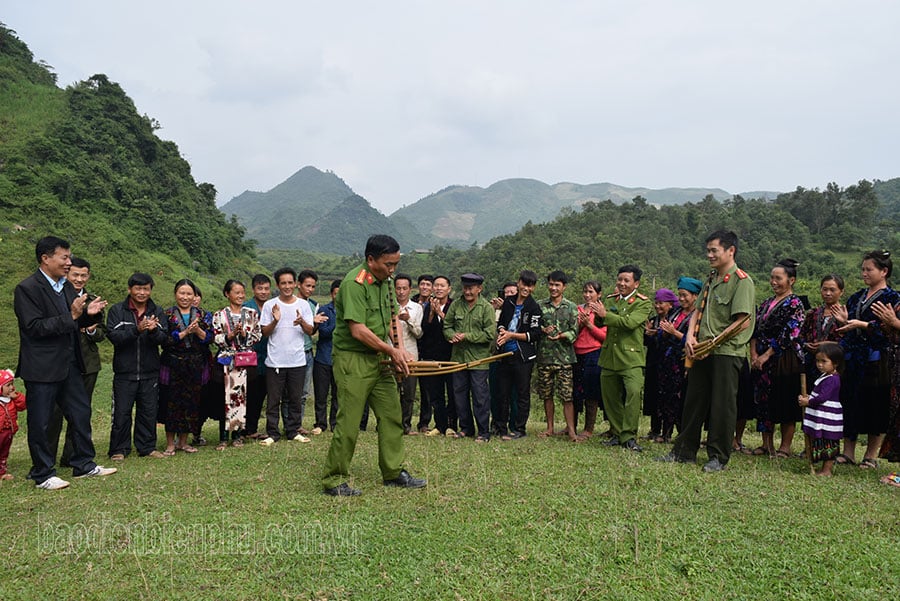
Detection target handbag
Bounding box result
[234,351,257,367]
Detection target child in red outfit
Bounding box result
[0,369,27,480]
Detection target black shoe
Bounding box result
[702,457,727,473]
[510,431,526,440]
[602,436,621,446]
[622,438,642,452]
[654,452,692,463]
[323,482,362,496]
[383,469,427,489]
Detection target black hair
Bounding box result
[417,274,434,284]
[298,269,318,284]
[364,234,400,259]
[706,230,739,256]
[816,341,845,375]
[129,272,155,288]
[618,264,642,282]
[35,236,69,264]
[863,250,893,279]
[547,270,568,285]
[774,258,800,280]
[820,273,845,291]
[251,273,271,288]
[173,278,199,296]
[433,275,451,286]
[583,280,602,294]
[70,256,91,270]
[394,273,413,287]
[273,267,297,284]
[223,279,245,296]
[330,279,342,292]
[518,270,538,287]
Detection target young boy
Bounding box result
[0,369,28,480]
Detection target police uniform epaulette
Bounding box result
[636,293,649,300]
[354,268,375,285]
[606,293,618,299]
[735,268,748,279]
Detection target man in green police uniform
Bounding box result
[658,230,755,472]
[595,265,653,451]
[321,235,426,496]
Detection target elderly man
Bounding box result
[444,273,496,441]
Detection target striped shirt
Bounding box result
[801,373,842,440]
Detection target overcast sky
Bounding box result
[5,1,899,213]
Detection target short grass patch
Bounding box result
[1,370,898,600]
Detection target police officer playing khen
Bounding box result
[321,235,426,496]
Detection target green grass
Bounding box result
[1,370,898,600]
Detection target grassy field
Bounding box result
[1,370,898,601]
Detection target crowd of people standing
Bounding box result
[6,233,900,492]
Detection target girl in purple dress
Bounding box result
[799,342,844,477]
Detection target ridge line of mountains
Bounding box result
[221,166,780,254]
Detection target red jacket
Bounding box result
[0,393,26,433]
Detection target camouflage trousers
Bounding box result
[536,365,573,404]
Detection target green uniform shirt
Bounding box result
[443,296,494,368]
[695,264,756,357]
[333,263,394,354]
[597,291,652,371]
[536,297,578,365]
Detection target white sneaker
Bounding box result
[291,433,311,443]
[311,427,323,435]
[75,465,118,478]
[445,428,456,437]
[36,476,70,490]
[259,437,276,446]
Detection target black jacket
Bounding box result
[497,294,541,362]
[14,271,101,382]
[106,296,168,379]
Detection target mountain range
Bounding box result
[221,166,780,253]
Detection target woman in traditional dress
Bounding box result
[750,259,806,458]
[834,251,899,468]
[872,297,900,478]
[160,280,213,456]
[573,280,606,438]
[655,277,701,443]
[642,289,677,440]
[212,280,262,450]
[799,274,845,383]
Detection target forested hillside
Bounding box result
[0,25,261,366]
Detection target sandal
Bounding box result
[775,450,790,459]
[733,442,747,453]
[859,458,878,469]
[231,438,244,447]
[163,448,176,457]
[835,453,856,465]
[175,445,198,454]
[750,446,771,457]
[474,435,490,443]
[215,441,228,451]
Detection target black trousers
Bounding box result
[398,375,418,432]
[313,361,338,430]
[47,371,98,466]
[421,373,457,432]
[266,366,305,440]
[245,368,267,436]
[26,363,98,482]
[109,376,159,457]
[495,359,534,436]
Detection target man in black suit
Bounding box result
[14,236,117,490]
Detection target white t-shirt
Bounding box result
[260,295,313,368]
